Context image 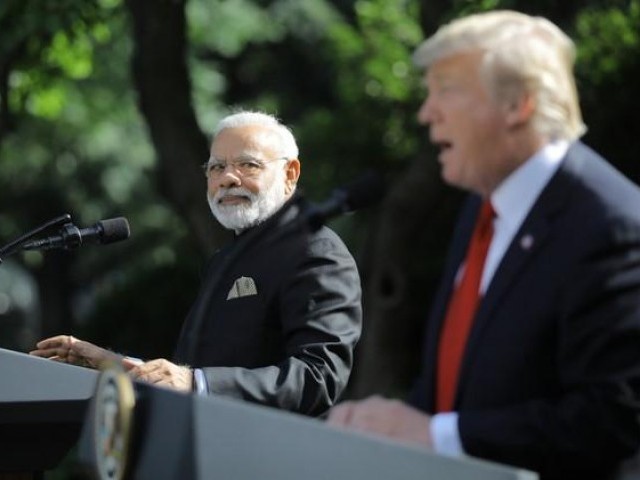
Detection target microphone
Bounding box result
[304,170,386,231]
[21,217,131,251]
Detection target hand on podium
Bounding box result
[31,336,193,392]
[327,396,434,449]
[30,335,121,369]
[123,358,193,392]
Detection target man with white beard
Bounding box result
[31,111,363,416]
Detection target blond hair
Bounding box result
[413,10,586,141]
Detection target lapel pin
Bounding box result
[520,234,534,251]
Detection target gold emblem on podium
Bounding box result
[92,364,135,480]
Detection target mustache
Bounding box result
[212,187,257,204]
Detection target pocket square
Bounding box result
[227,276,258,300]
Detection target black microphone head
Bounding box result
[98,217,131,244]
[343,170,386,211]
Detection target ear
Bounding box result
[284,158,301,195]
[504,93,535,128]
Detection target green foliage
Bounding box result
[452,0,503,17]
[47,30,94,79]
[187,0,345,133]
[1,0,639,395]
[330,0,422,104]
[571,0,640,183]
[295,0,424,196]
[189,0,290,55]
[0,0,198,353]
[284,0,425,250]
[575,0,640,85]
[1,0,112,120]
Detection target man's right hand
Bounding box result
[30,335,119,369]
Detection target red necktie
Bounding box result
[436,201,495,412]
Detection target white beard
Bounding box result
[208,175,288,233]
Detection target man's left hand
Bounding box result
[125,358,193,392]
[327,395,433,448]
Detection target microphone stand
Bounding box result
[0,214,72,265]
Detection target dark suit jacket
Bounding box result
[409,142,640,479]
[173,196,362,417]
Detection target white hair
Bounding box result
[413,10,586,141]
[213,110,299,159]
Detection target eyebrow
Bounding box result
[208,153,266,164]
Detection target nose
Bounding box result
[213,168,241,190]
[416,94,437,126]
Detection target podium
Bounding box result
[0,347,98,476]
[5,347,640,480]
[78,377,538,480]
[0,347,538,479]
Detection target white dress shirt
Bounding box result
[431,140,569,456]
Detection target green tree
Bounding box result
[1,0,639,410]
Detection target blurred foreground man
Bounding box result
[32,111,362,416]
[328,10,640,478]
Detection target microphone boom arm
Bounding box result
[0,214,72,264]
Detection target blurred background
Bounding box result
[0,0,639,403]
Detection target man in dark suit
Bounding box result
[328,10,640,478]
[31,111,362,416]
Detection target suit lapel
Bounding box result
[454,149,580,406]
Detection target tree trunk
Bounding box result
[349,0,460,399]
[350,152,462,398]
[125,0,228,253]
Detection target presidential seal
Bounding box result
[93,364,135,480]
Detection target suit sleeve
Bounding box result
[459,218,640,477]
[199,231,362,416]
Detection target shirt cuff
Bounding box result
[430,412,464,456]
[123,355,143,366]
[193,368,208,395]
